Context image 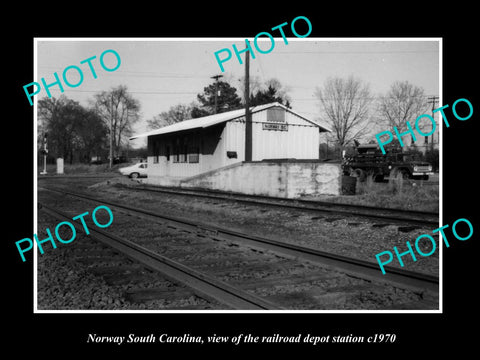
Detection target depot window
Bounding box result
[173,137,190,163]
[171,136,200,164]
[189,147,200,163]
[183,137,188,163]
[173,138,180,163]
[173,148,181,163]
[153,141,160,164]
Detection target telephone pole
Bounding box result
[244,41,252,162]
[427,96,439,150]
[427,95,439,112]
[211,74,223,114]
[40,132,48,175]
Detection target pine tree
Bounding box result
[250,85,291,108]
[192,80,242,117]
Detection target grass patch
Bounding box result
[332,175,439,212]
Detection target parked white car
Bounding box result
[119,163,148,178]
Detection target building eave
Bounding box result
[129,102,330,140]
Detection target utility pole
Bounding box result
[427,95,439,113]
[427,95,439,151]
[40,132,48,175]
[244,41,252,162]
[211,74,223,114]
[109,94,114,169]
[109,117,113,168]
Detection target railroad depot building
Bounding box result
[130,102,343,197]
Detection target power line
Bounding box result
[275,50,438,54]
[427,95,439,110]
[41,86,438,103]
[43,88,199,95]
[290,95,439,101]
[36,66,210,78]
[256,55,267,84]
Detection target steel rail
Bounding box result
[39,202,283,310]
[124,183,439,228]
[40,187,439,296]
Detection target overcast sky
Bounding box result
[35,38,440,147]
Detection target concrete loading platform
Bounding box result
[146,160,342,198]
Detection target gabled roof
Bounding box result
[129,102,330,140]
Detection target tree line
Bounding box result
[38,85,140,167]
[146,77,290,129]
[38,75,436,167]
[316,77,439,170]
[148,75,435,156]
[38,77,290,166]
[315,76,434,151]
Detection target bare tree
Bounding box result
[93,85,140,168]
[377,81,429,132]
[264,78,292,105]
[147,103,194,130]
[315,76,373,151]
[237,77,291,106]
[235,75,262,103]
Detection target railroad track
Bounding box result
[37,211,223,310]
[118,183,439,228]
[39,202,282,310]
[38,174,118,180]
[39,187,439,301]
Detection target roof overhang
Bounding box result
[130,102,330,140]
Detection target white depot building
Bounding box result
[130,102,343,197]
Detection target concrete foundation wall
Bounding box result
[147,161,341,198]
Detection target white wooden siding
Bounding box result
[226,109,319,162]
[147,106,321,179]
